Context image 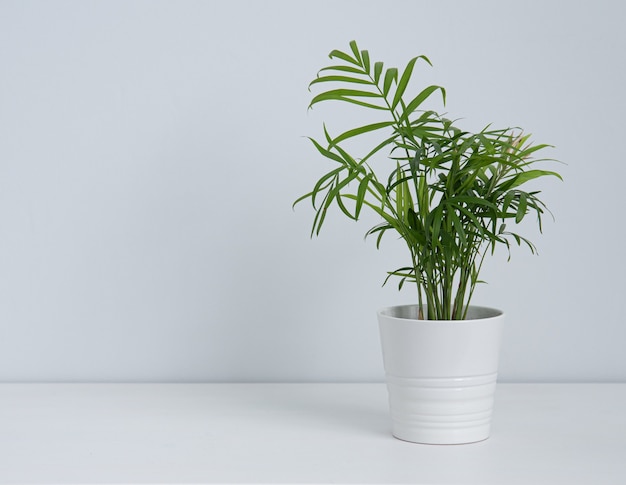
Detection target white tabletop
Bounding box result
[0,383,624,484]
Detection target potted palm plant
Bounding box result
[294,41,561,444]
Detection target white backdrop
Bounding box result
[1,0,624,382]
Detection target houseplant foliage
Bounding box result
[295,40,561,320]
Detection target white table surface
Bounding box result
[0,383,624,484]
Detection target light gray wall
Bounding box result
[1,0,624,382]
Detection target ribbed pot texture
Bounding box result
[377,305,504,445]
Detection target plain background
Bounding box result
[0,0,624,382]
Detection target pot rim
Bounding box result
[377,304,504,322]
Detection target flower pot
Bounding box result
[377,305,504,445]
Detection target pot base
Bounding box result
[392,430,490,446]
[386,373,497,445]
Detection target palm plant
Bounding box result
[295,41,561,320]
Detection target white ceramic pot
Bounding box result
[377,305,504,445]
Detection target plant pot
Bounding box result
[377,305,504,445]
